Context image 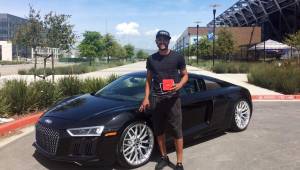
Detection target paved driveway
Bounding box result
[0,101,299,170]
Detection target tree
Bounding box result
[124,44,135,61]
[216,28,235,60]
[78,31,102,66]
[44,11,76,52]
[13,5,44,52]
[13,5,76,57]
[102,34,116,63]
[284,30,300,65]
[136,50,149,60]
[110,43,127,60]
[199,37,212,57]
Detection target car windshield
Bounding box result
[95,75,146,102]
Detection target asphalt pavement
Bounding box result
[0,101,299,170]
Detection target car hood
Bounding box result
[43,94,137,121]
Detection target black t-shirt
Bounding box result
[146,50,186,96]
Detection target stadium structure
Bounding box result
[207,0,300,41]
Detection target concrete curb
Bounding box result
[0,95,299,136]
[0,112,42,136]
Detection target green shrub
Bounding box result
[18,64,98,75]
[81,78,106,93]
[18,69,27,75]
[0,61,27,65]
[212,62,251,73]
[57,76,82,97]
[25,67,53,76]
[17,61,127,76]
[0,92,10,117]
[248,64,300,94]
[27,81,61,110]
[1,80,29,114]
[106,74,119,84]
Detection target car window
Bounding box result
[197,78,206,91]
[180,78,199,96]
[95,76,146,101]
[204,79,222,90]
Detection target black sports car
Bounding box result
[33,71,253,168]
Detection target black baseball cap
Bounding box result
[156,30,171,40]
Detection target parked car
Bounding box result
[33,71,253,168]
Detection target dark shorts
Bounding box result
[150,94,183,139]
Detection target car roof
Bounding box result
[123,71,235,88]
[124,71,217,80]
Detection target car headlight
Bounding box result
[67,126,104,137]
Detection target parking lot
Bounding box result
[0,101,299,170]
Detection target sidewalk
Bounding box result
[186,65,282,95]
[0,61,285,95]
[82,61,283,95]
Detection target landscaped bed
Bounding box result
[17,61,129,75]
[192,59,300,94]
[0,74,119,118]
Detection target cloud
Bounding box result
[145,29,159,36]
[171,34,181,43]
[115,22,140,36]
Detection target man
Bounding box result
[139,30,188,170]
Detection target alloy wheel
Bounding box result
[122,123,154,166]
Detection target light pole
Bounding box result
[210,4,220,66]
[182,37,185,57]
[188,33,190,64]
[194,21,201,64]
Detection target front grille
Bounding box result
[70,138,97,156]
[35,123,60,155]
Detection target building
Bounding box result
[174,26,261,52]
[0,13,27,41]
[0,13,28,61]
[207,0,300,42]
[0,13,59,61]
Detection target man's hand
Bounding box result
[170,83,183,92]
[139,98,150,112]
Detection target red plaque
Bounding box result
[162,79,174,91]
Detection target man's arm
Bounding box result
[171,68,188,91]
[139,70,152,112]
[144,70,152,100]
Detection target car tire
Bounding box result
[116,121,155,168]
[230,99,252,132]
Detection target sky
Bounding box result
[0,0,237,50]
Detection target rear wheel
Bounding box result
[230,99,252,131]
[117,121,155,168]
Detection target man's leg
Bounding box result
[168,96,184,169]
[157,134,167,156]
[155,133,171,169]
[174,138,183,163]
[152,98,170,169]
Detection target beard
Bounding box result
[157,42,169,51]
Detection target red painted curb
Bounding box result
[0,112,43,136]
[252,95,300,100]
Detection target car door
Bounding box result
[180,77,212,136]
[202,78,229,128]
